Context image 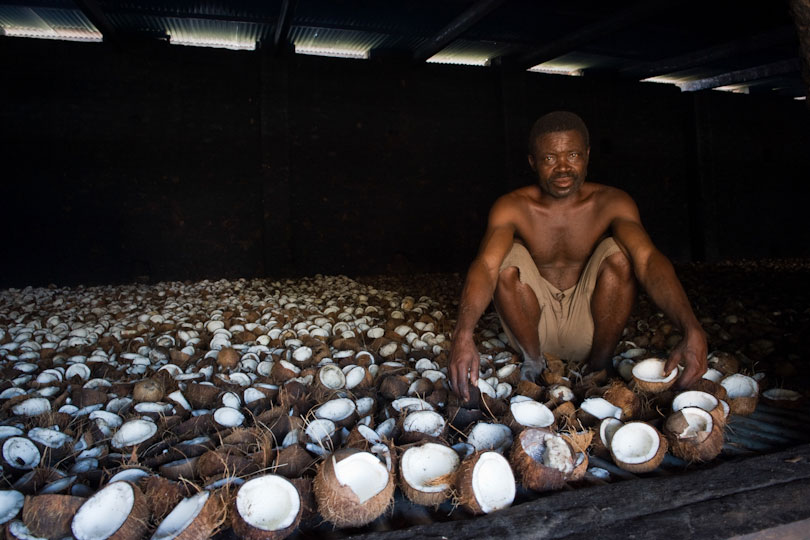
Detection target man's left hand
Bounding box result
[664,327,708,389]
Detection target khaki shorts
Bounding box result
[496,237,621,362]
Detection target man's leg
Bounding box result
[588,250,636,373]
[494,266,546,380]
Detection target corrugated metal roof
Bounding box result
[426,39,514,66]
[0,6,102,41]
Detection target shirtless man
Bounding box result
[449,111,707,401]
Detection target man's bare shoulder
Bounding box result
[586,183,640,220]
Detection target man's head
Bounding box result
[527,111,590,199]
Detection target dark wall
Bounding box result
[1,37,809,288]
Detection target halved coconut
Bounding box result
[314,398,357,430]
[761,388,803,408]
[399,410,446,444]
[577,397,623,427]
[609,422,668,473]
[663,407,723,462]
[466,422,513,454]
[71,481,148,540]
[22,494,85,539]
[509,428,573,492]
[231,475,301,540]
[672,390,726,427]
[152,490,226,540]
[601,381,641,419]
[398,442,460,506]
[457,451,515,515]
[0,490,24,525]
[592,418,624,458]
[505,400,555,433]
[2,437,41,472]
[111,419,158,450]
[313,449,394,527]
[631,358,677,393]
[720,374,759,415]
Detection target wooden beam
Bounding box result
[679,58,800,92]
[412,0,505,62]
[273,0,297,52]
[621,25,797,80]
[789,0,810,103]
[73,0,119,44]
[508,0,680,71]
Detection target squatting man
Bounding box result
[449,111,708,400]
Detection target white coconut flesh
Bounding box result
[702,368,724,383]
[548,385,574,402]
[152,491,210,540]
[763,388,802,401]
[391,397,434,413]
[467,423,513,453]
[510,401,554,428]
[671,408,713,439]
[477,379,497,398]
[318,365,346,389]
[306,419,336,444]
[316,399,356,422]
[243,388,266,404]
[344,366,367,389]
[610,423,661,465]
[672,391,718,413]
[581,398,623,420]
[471,452,515,513]
[721,374,759,398]
[355,397,374,416]
[111,419,158,449]
[214,407,245,428]
[235,475,299,532]
[632,358,677,382]
[11,398,51,417]
[403,411,445,437]
[135,402,173,415]
[496,364,518,380]
[72,482,135,540]
[27,427,72,449]
[356,424,381,445]
[221,392,241,409]
[0,426,23,442]
[3,437,40,469]
[520,430,573,474]
[402,443,459,493]
[109,469,150,484]
[333,452,389,504]
[600,418,624,447]
[0,490,24,525]
[376,418,396,439]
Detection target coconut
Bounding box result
[2,437,41,474]
[230,475,301,540]
[152,490,227,540]
[0,490,24,525]
[22,494,85,539]
[689,378,727,401]
[133,379,164,403]
[577,397,623,427]
[313,449,394,528]
[515,379,545,401]
[672,390,726,427]
[398,410,447,444]
[111,418,159,451]
[466,422,513,454]
[631,358,677,393]
[509,428,574,492]
[139,475,186,523]
[314,398,357,430]
[217,347,241,369]
[592,418,624,458]
[761,388,803,408]
[378,375,411,400]
[71,481,149,540]
[720,373,759,415]
[708,351,740,374]
[274,444,316,478]
[505,400,555,433]
[609,422,668,473]
[398,442,460,507]
[664,407,723,462]
[456,451,515,515]
[552,401,577,428]
[601,380,641,419]
[446,406,484,431]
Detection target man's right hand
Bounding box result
[449,334,480,402]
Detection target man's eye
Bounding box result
[544,156,555,162]
[569,152,579,158]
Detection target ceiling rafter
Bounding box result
[679,58,800,92]
[73,0,118,44]
[273,0,297,51]
[412,0,505,62]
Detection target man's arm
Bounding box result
[449,199,518,401]
[609,195,707,389]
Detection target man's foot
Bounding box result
[520,355,547,383]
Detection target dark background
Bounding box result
[1,37,809,288]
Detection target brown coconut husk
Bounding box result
[727,395,758,416]
[552,401,577,429]
[515,380,545,402]
[289,477,317,524]
[397,444,458,507]
[72,481,150,540]
[508,428,573,492]
[446,406,484,431]
[185,383,221,410]
[455,451,515,515]
[709,351,740,374]
[158,489,227,540]
[312,449,394,528]
[230,476,301,540]
[197,446,260,481]
[159,456,201,481]
[690,379,728,401]
[22,494,85,539]
[133,379,165,403]
[601,380,641,419]
[274,444,317,479]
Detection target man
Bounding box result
[449,111,707,401]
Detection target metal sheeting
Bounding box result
[0,6,102,41]
[426,38,514,66]
[289,25,424,59]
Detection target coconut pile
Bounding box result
[0,267,807,539]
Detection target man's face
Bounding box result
[528,130,590,199]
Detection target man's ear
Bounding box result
[528,153,536,171]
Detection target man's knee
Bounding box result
[496,266,520,291]
[600,250,634,284]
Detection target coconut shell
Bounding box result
[289,477,317,524]
[690,379,728,401]
[456,451,515,515]
[22,494,85,539]
[140,475,187,523]
[610,423,668,473]
[217,347,241,370]
[664,415,724,463]
[515,380,545,401]
[71,481,149,540]
[313,449,394,528]
[397,445,457,507]
[230,477,301,540]
[508,429,572,492]
[446,406,483,431]
[552,401,577,428]
[602,381,641,419]
[709,351,740,374]
[185,383,221,410]
[161,490,227,540]
[275,444,316,479]
[133,379,164,403]
[727,395,758,416]
[568,452,589,482]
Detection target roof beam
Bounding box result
[73,0,119,44]
[273,0,297,52]
[678,58,800,92]
[507,0,680,71]
[413,0,505,62]
[789,0,810,102]
[621,26,798,79]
